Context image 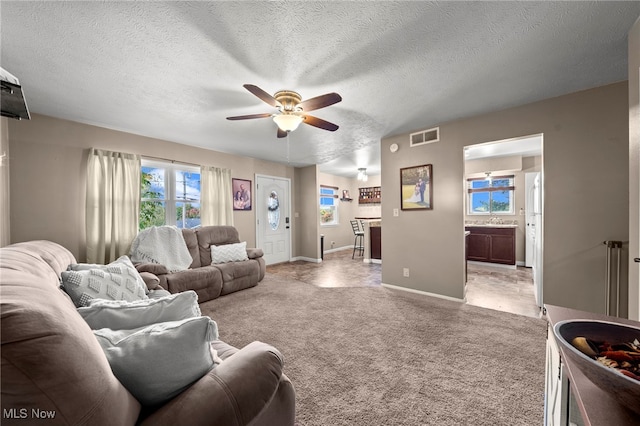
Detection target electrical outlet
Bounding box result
[403,268,410,277]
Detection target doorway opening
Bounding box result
[463,134,544,318]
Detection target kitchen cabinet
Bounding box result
[465,226,515,265]
[370,226,381,260]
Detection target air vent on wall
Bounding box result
[409,127,439,147]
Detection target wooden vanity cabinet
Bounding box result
[465,226,515,265]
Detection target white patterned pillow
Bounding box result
[211,242,248,264]
[62,260,149,307]
[69,255,148,294]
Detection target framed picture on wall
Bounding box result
[232,178,252,211]
[400,164,433,210]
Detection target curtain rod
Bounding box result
[142,155,201,168]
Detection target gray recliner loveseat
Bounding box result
[134,226,266,303]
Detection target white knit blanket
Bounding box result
[130,226,192,272]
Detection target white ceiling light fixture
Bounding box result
[273,114,303,132]
[357,168,368,182]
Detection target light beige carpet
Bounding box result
[199,274,546,426]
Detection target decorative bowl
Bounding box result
[553,319,640,415]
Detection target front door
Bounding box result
[256,174,291,265]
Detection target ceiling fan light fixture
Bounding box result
[273,114,303,132]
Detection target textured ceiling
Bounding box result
[1,1,639,177]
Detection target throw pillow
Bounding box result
[211,241,248,264]
[61,261,149,307]
[93,316,218,406]
[69,255,149,294]
[78,290,200,330]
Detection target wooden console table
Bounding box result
[544,305,640,425]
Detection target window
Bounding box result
[467,175,514,215]
[319,185,339,226]
[140,159,201,230]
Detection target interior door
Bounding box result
[256,174,291,265]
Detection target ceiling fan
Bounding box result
[226,84,342,138]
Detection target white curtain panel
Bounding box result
[86,148,140,264]
[200,165,233,226]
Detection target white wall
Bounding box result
[382,82,629,314]
[8,113,295,261]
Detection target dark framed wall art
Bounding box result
[232,178,252,211]
[400,164,433,210]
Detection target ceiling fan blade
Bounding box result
[277,128,288,138]
[243,84,281,108]
[226,113,273,120]
[303,115,339,131]
[297,93,342,112]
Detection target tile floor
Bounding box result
[465,262,542,318]
[267,249,541,318]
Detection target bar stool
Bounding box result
[350,220,364,259]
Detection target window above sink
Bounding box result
[466,175,515,215]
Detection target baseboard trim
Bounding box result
[364,259,382,264]
[381,283,465,303]
[467,260,517,270]
[290,256,321,263]
[323,246,352,254]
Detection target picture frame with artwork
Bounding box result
[400,164,433,210]
[232,178,252,211]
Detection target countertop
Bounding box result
[545,305,640,425]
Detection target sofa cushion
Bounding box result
[216,261,261,296]
[78,290,201,330]
[93,316,218,406]
[181,228,201,268]
[70,255,148,294]
[196,226,241,266]
[211,241,249,264]
[61,260,149,307]
[0,240,76,285]
[165,266,223,302]
[1,242,140,424]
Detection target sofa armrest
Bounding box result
[247,248,264,259]
[139,341,284,426]
[135,262,169,276]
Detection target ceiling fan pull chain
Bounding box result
[286,132,290,165]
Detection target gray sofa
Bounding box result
[0,240,295,425]
[134,226,266,303]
